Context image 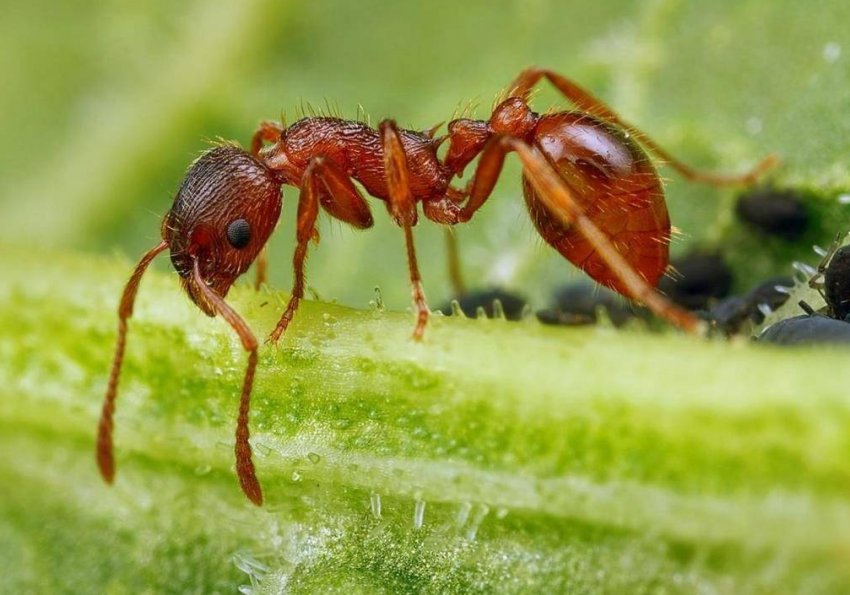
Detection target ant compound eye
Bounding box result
[226,218,252,249]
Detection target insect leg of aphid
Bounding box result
[506,138,704,333]
[191,259,263,506]
[507,68,778,186]
[380,119,429,341]
[810,232,844,291]
[96,240,168,485]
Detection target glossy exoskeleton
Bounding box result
[97,68,775,505]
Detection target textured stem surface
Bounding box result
[1,247,850,593]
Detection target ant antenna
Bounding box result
[96,241,168,484]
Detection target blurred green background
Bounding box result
[2,0,849,308]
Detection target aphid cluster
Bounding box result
[97,68,775,504]
[758,235,850,345]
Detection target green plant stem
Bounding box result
[2,248,850,593]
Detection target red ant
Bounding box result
[97,68,776,505]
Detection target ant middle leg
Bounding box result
[506,67,777,186]
[266,157,373,345]
[379,119,430,341]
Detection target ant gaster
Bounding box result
[97,68,776,505]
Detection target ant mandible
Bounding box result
[96,68,776,505]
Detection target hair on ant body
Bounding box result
[97,68,776,505]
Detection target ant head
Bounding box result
[163,145,282,316]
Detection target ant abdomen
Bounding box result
[522,113,669,294]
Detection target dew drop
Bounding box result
[291,471,302,482]
[455,501,473,527]
[307,452,322,464]
[745,116,763,136]
[372,286,385,311]
[823,42,841,63]
[465,504,490,541]
[413,498,426,529]
[370,492,382,519]
[194,464,212,476]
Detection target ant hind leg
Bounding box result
[506,67,777,186]
[379,119,430,340]
[503,136,704,333]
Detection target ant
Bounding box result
[97,68,776,505]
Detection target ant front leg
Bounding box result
[250,121,285,289]
[507,68,777,186]
[251,120,285,155]
[266,157,374,345]
[266,159,321,345]
[379,119,430,340]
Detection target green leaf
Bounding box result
[2,247,850,593]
